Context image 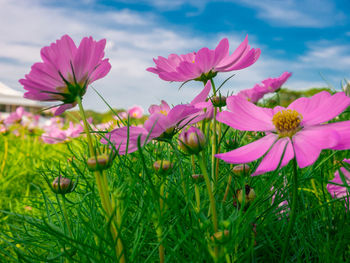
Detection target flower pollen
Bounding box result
[272,109,302,138]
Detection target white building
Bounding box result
[0,82,43,113]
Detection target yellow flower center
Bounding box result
[272,109,303,138]
[159,110,168,116]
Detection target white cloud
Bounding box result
[0,0,346,114]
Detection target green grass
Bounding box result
[0,95,350,262]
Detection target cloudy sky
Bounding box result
[1,0,349,112]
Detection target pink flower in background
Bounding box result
[237,72,292,103]
[19,35,111,116]
[104,102,201,154]
[261,72,292,92]
[64,122,84,138]
[237,84,266,103]
[116,112,128,120]
[103,87,212,155]
[147,35,261,82]
[327,159,350,209]
[127,106,144,119]
[4,107,26,125]
[215,91,350,175]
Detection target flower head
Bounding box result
[147,35,260,83]
[127,105,144,119]
[19,35,111,115]
[215,91,350,175]
[237,72,292,103]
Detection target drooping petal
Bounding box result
[292,127,339,168]
[191,80,211,105]
[217,95,274,131]
[215,133,277,164]
[253,137,294,176]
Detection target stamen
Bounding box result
[272,109,302,138]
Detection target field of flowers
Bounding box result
[0,34,349,263]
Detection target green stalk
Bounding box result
[197,152,219,259]
[280,157,298,262]
[77,97,125,263]
[210,79,218,189]
[62,196,73,237]
[0,136,8,177]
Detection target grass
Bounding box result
[0,96,349,262]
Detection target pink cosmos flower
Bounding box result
[327,159,350,209]
[127,105,144,119]
[237,84,267,103]
[4,107,26,125]
[104,102,201,154]
[19,35,111,116]
[215,91,350,175]
[237,72,292,103]
[260,72,292,93]
[147,35,261,82]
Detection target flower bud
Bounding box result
[87,153,114,171]
[178,127,206,155]
[192,174,204,183]
[342,80,350,97]
[232,164,250,176]
[211,95,227,107]
[52,176,74,195]
[153,160,173,174]
[237,185,256,204]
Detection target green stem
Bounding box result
[0,137,8,177]
[280,157,298,262]
[197,153,218,231]
[77,97,125,263]
[198,152,219,260]
[210,79,218,190]
[62,196,73,237]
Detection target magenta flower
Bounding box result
[237,72,292,103]
[4,107,25,125]
[237,84,267,103]
[127,105,144,119]
[327,159,350,209]
[260,72,292,93]
[215,91,350,175]
[19,35,111,115]
[147,35,261,82]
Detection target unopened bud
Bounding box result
[87,154,114,171]
[237,185,256,204]
[232,164,250,176]
[52,176,75,195]
[178,127,206,155]
[153,160,173,174]
[211,95,227,107]
[192,174,204,183]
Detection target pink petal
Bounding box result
[217,95,274,131]
[213,38,229,66]
[253,137,294,176]
[215,133,277,164]
[293,127,339,168]
[288,92,350,126]
[191,80,211,105]
[324,121,350,150]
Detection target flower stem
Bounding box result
[280,157,298,262]
[210,79,218,190]
[0,136,8,177]
[62,196,73,237]
[197,152,219,259]
[77,96,125,262]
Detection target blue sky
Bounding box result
[1,0,350,112]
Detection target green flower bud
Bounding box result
[211,95,227,107]
[153,160,173,174]
[237,185,256,204]
[52,176,75,195]
[178,127,206,155]
[232,164,250,176]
